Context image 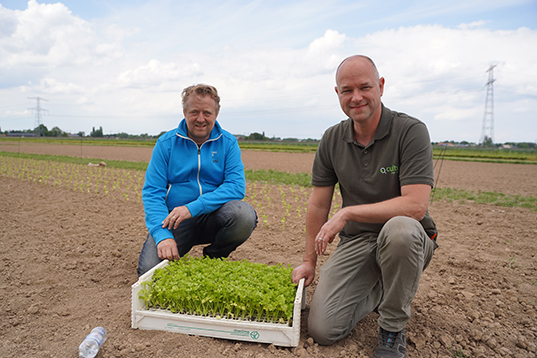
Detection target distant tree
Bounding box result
[77,131,85,137]
[481,136,494,147]
[34,124,49,137]
[117,132,130,138]
[49,126,67,137]
[247,132,267,141]
[516,142,536,149]
[90,126,104,137]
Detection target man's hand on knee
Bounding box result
[162,206,192,230]
[157,238,180,261]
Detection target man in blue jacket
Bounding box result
[137,84,257,276]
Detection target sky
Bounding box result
[0,0,536,143]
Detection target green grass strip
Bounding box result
[432,147,537,164]
[239,142,318,153]
[0,137,157,147]
[245,169,312,187]
[0,151,148,171]
[2,150,535,210]
[432,187,537,210]
[4,138,537,161]
[432,156,537,165]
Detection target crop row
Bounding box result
[245,181,342,230]
[0,157,343,232]
[0,156,144,202]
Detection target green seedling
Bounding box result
[139,256,297,324]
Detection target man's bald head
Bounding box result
[335,55,380,83]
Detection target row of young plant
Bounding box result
[4,154,534,218]
[246,181,342,230]
[0,155,345,230]
[0,156,145,203]
[139,256,297,324]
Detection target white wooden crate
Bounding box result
[131,260,306,347]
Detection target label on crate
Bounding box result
[165,323,260,340]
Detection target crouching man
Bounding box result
[292,56,438,358]
[138,84,257,276]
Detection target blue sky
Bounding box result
[1,0,536,143]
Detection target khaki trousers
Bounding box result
[308,216,436,345]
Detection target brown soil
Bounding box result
[1,142,536,358]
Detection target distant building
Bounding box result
[6,132,36,137]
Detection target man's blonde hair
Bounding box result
[182,84,221,113]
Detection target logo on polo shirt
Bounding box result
[380,165,398,175]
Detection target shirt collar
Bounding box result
[342,104,392,147]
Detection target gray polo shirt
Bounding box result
[312,104,437,239]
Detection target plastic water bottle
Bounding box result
[78,327,107,358]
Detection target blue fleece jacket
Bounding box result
[142,119,246,246]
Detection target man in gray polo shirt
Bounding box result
[292,55,438,358]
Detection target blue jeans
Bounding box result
[137,200,257,276]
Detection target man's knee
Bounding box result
[308,307,335,345]
[226,200,257,227]
[308,299,352,346]
[220,201,257,239]
[383,216,420,236]
[379,216,422,254]
[308,313,350,346]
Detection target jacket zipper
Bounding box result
[196,146,202,195]
[176,132,223,197]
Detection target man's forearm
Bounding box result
[303,203,330,265]
[340,184,431,224]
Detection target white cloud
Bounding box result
[0,2,535,143]
[307,29,346,55]
[433,106,482,121]
[458,20,487,30]
[360,25,536,98]
[32,78,84,94]
[117,59,203,89]
[0,0,124,72]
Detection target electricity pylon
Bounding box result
[479,65,496,146]
[28,97,48,136]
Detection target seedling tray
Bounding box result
[131,260,306,347]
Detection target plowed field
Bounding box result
[1,142,536,358]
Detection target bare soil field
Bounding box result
[1,143,536,358]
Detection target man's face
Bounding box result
[335,58,384,125]
[183,94,218,145]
